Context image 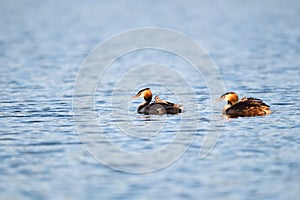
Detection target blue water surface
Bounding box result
[0,0,300,199]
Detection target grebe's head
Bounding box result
[216,92,239,105]
[154,96,160,101]
[132,88,153,101]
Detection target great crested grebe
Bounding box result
[216,92,271,118]
[132,88,183,114]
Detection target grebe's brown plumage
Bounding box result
[154,96,182,109]
[132,88,183,115]
[216,92,271,118]
[154,96,168,104]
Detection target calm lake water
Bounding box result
[1,0,300,199]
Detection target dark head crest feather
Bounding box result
[137,88,150,95]
[221,92,236,98]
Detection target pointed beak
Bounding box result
[132,94,140,98]
[215,97,224,102]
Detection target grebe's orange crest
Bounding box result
[217,92,239,105]
[132,88,152,99]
